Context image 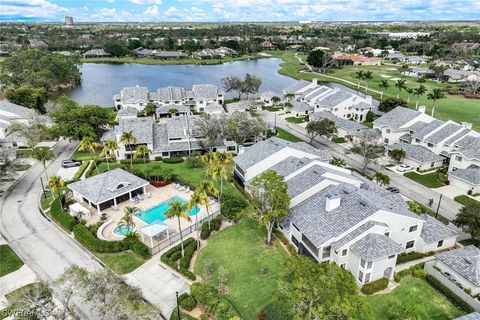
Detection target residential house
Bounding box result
[333,52,381,65]
[154,51,188,60]
[133,48,155,58]
[0,100,36,151]
[234,137,457,285]
[454,312,480,320]
[310,111,368,138]
[260,41,274,50]
[444,69,480,83]
[386,143,444,171]
[83,49,110,58]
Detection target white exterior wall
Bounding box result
[418,236,457,253]
[436,260,480,296]
[401,157,443,171]
[449,154,479,171]
[449,175,480,194]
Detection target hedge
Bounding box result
[361,278,388,295]
[73,224,125,253]
[71,161,90,182]
[190,283,241,320]
[85,159,102,178]
[180,296,197,311]
[425,274,474,313]
[220,190,247,223]
[396,251,433,265]
[122,234,151,259]
[200,222,211,240]
[394,262,426,282]
[162,157,184,164]
[120,159,150,165]
[161,238,197,280]
[50,197,77,232]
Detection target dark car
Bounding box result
[386,186,400,193]
[61,160,82,168]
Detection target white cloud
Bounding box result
[164,6,179,16]
[144,5,159,16]
[129,0,162,4]
[106,0,114,3]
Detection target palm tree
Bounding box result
[363,71,374,93]
[413,85,427,109]
[79,136,101,175]
[373,172,391,186]
[353,70,365,92]
[120,131,137,171]
[32,147,55,181]
[397,64,411,77]
[197,179,218,230]
[134,145,152,173]
[206,152,232,213]
[100,140,118,171]
[427,89,446,117]
[188,190,202,249]
[378,80,390,100]
[118,206,139,236]
[390,149,406,162]
[285,92,295,102]
[405,87,414,104]
[165,199,191,257]
[330,157,346,167]
[271,96,281,107]
[168,108,178,117]
[48,175,65,200]
[283,102,293,113]
[394,79,407,98]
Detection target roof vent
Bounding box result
[418,105,426,113]
[325,194,341,212]
[359,200,368,207]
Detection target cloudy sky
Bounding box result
[1,0,479,22]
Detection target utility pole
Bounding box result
[274,113,277,133]
[176,291,181,320]
[435,194,443,218]
[39,176,46,199]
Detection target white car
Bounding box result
[397,164,413,172]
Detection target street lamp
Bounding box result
[435,194,443,218]
[39,176,46,199]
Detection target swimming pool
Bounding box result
[136,196,200,224]
[113,225,135,237]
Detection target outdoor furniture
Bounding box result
[146,192,151,198]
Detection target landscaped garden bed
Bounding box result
[404,171,445,188]
[285,116,306,124]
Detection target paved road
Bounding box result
[0,140,101,319]
[261,111,462,221]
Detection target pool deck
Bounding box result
[79,184,218,245]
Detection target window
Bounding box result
[406,240,415,249]
[409,225,418,233]
[415,138,421,143]
[384,138,389,143]
[367,261,373,269]
[291,235,300,247]
[162,152,169,157]
[388,255,395,260]
[342,249,348,256]
[437,240,444,248]
[365,273,371,283]
[360,259,366,268]
[427,143,433,148]
[358,270,364,282]
[322,246,331,259]
[430,162,435,168]
[340,263,346,269]
[455,155,463,162]
[386,129,391,134]
[385,231,390,237]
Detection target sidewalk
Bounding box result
[0,265,37,309]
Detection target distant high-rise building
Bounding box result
[65,16,73,25]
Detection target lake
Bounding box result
[63,58,296,107]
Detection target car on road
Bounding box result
[386,186,400,193]
[397,164,413,172]
[443,272,452,280]
[61,160,82,168]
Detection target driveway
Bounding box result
[125,253,190,318]
[56,165,79,181]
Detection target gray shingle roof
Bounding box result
[120,87,149,104]
[419,214,458,244]
[331,220,388,251]
[269,157,313,177]
[0,100,35,119]
[454,312,480,320]
[311,111,367,131]
[373,107,422,130]
[156,104,190,114]
[291,100,313,112]
[315,90,352,108]
[118,117,154,144]
[205,103,225,114]
[411,120,444,140]
[193,84,222,100]
[117,107,138,118]
[283,80,311,94]
[452,136,480,160]
[386,143,444,163]
[234,137,331,172]
[286,165,328,198]
[155,51,188,58]
[68,168,148,204]
[156,86,187,101]
[437,246,480,286]
[350,233,404,261]
[425,123,464,145]
[444,128,471,145]
[449,166,480,185]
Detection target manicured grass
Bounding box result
[404,172,445,188]
[454,195,480,206]
[71,148,103,161]
[274,127,302,142]
[194,219,289,320]
[366,277,464,320]
[0,245,24,277]
[265,106,282,112]
[95,251,147,275]
[81,55,252,66]
[332,137,347,144]
[285,116,306,124]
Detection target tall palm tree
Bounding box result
[165,199,191,257]
[207,152,232,211]
[373,172,391,186]
[79,136,101,175]
[405,87,414,104]
[427,88,446,117]
[394,79,407,98]
[100,140,119,171]
[397,64,411,77]
[48,175,65,200]
[353,70,365,92]
[134,145,152,173]
[196,179,218,230]
[413,85,427,109]
[284,92,295,102]
[378,80,390,100]
[32,147,55,181]
[120,131,137,171]
[363,71,374,93]
[188,190,202,249]
[118,206,139,236]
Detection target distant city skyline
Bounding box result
[1,0,480,22]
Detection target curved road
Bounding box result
[0,140,101,319]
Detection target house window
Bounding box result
[340,263,346,269]
[388,255,395,259]
[342,249,348,256]
[437,240,444,248]
[384,138,389,143]
[162,152,169,157]
[415,138,421,143]
[406,240,415,249]
[367,261,373,269]
[427,143,433,148]
[322,246,331,259]
[360,259,366,268]
[455,156,463,162]
[365,273,371,283]
[409,225,418,233]
[430,162,435,168]
[291,235,300,247]
[385,231,390,237]
[358,270,364,282]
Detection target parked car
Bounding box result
[61,160,82,168]
[397,164,413,172]
[386,186,400,193]
[443,272,452,280]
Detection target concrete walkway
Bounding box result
[0,265,37,309]
[125,253,190,318]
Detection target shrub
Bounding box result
[365,110,375,122]
[394,262,426,282]
[212,216,222,231]
[185,155,203,168]
[71,161,90,182]
[163,157,184,164]
[200,222,211,240]
[190,283,241,320]
[73,224,125,253]
[50,197,77,232]
[361,278,389,295]
[180,296,196,311]
[396,252,432,265]
[154,156,162,161]
[160,238,197,280]
[120,158,150,165]
[221,190,247,223]
[425,274,474,313]
[178,292,189,303]
[123,234,151,259]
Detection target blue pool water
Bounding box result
[136,196,200,224]
[113,225,135,237]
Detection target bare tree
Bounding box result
[225,111,267,151]
[9,115,49,148]
[193,113,226,152]
[464,78,480,96]
[351,130,385,174]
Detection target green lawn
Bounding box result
[274,127,302,142]
[366,277,464,320]
[404,172,445,188]
[332,137,347,144]
[454,195,480,206]
[80,54,253,66]
[71,148,103,161]
[194,219,289,320]
[265,106,282,112]
[95,251,147,275]
[285,116,306,124]
[270,50,480,130]
[0,245,24,277]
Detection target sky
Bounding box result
[1,0,479,22]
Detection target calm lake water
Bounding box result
[63,58,296,107]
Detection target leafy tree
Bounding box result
[222,76,243,100]
[104,39,130,57]
[127,38,143,50]
[413,85,427,109]
[390,148,406,162]
[4,86,48,113]
[378,97,408,113]
[144,103,157,117]
[165,199,191,257]
[32,147,55,181]
[351,130,384,174]
[306,49,334,73]
[373,172,391,186]
[427,88,446,117]
[194,113,226,152]
[330,157,346,167]
[225,111,267,151]
[306,118,337,143]
[249,170,290,245]
[242,73,262,98]
[48,175,65,200]
[120,131,137,170]
[453,203,480,241]
[9,115,49,148]
[378,80,390,100]
[366,110,375,122]
[221,74,262,100]
[79,136,101,175]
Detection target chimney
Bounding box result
[312,78,318,85]
[461,122,473,130]
[325,194,341,212]
[418,105,426,113]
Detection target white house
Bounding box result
[234,137,457,285]
[0,100,39,154]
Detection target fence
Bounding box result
[150,209,220,255]
[424,260,480,312]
